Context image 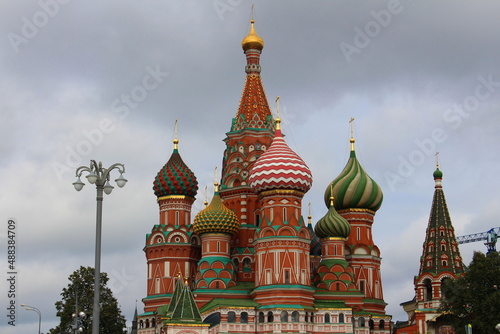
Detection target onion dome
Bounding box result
[242,19,264,52]
[433,167,443,179]
[308,214,322,256]
[193,183,240,235]
[248,119,313,194]
[153,138,198,198]
[315,197,351,239]
[325,137,383,212]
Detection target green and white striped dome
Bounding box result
[324,138,383,212]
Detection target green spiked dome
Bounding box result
[153,139,198,198]
[325,138,383,212]
[315,197,351,239]
[193,183,240,235]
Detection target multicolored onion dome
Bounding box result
[153,139,198,198]
[433,167,443,179]
[315,197,351,239]
[193,184,240,235]
[324,138,383,212]
[308,216,322,256]
[242,19,264,52]
[248,120,312,194]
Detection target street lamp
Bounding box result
[495,323,500,331]
[21,304,41,334]
[72,290,86,333]
[73,160,127,334]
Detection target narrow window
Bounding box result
[228,311,236,323]
[325,313,330,323]
[285,270,290,284]
[240,312,248,323]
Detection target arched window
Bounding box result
[281,311,288,322]
[369,318,374,329]
[305,312,309,322]
[359,317,365,327]
[267,311,274,323]
[152,317,156,327]
[145,319,150,328]
[325,313,330,323]
[292,311,299,322]
[441,244,446,251]
[258,312,264,323]
[442,260,448,267]
[240,312,248,323]
[285,270,290,284]
[339,313,345,323]
[379,320,385,329]
[139,320,144,328]
[228,311,236,323]
[424,278,432,301]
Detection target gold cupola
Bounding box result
[241,20,264,52]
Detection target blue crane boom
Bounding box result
[456,227,500,254]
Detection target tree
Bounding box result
[440,251,500,334]
[50,266,126,334]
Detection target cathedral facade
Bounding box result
[137,20,391,334]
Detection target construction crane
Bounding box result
[456,227,500,254]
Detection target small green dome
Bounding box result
[433,168,443,179]
[325,143,383,212]
[315,197,351,239]
[193,185,240,235]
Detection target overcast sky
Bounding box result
[2,1,500,332]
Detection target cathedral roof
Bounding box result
[153,138,198,198]
[315,197,351,239]
[417,166,464,278]
[325,137,383,212]
[164,275,203,323]
[193,183,240,235]
[248,119,313,194]
[231,19,273,132]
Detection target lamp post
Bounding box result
[72,290,86,333]
[72,160,127,334]
[21,304,41,334]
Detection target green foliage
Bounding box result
[49,266,126,334]
[440,251,500,334]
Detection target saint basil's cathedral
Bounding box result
[136,19,392,334]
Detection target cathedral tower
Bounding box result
[143,134,200,313]
[219,19,275,283]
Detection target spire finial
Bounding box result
[349,117,355,151]
[213,166,219,192]
[203,185,208,207]
[173,119,179,150]
[275,96,281,130]
[308,202,312,220]
[329,183,335,208]
[251,4,255,21]
[435,152,440,168]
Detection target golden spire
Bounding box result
[173,119,179,150]
[349,117,355,151]
[241,14,264,52]
[203,185,208,207]
[329,184,335,208]
[213,167,219,192]
[275,96,281,130]
[307,202,312,221]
